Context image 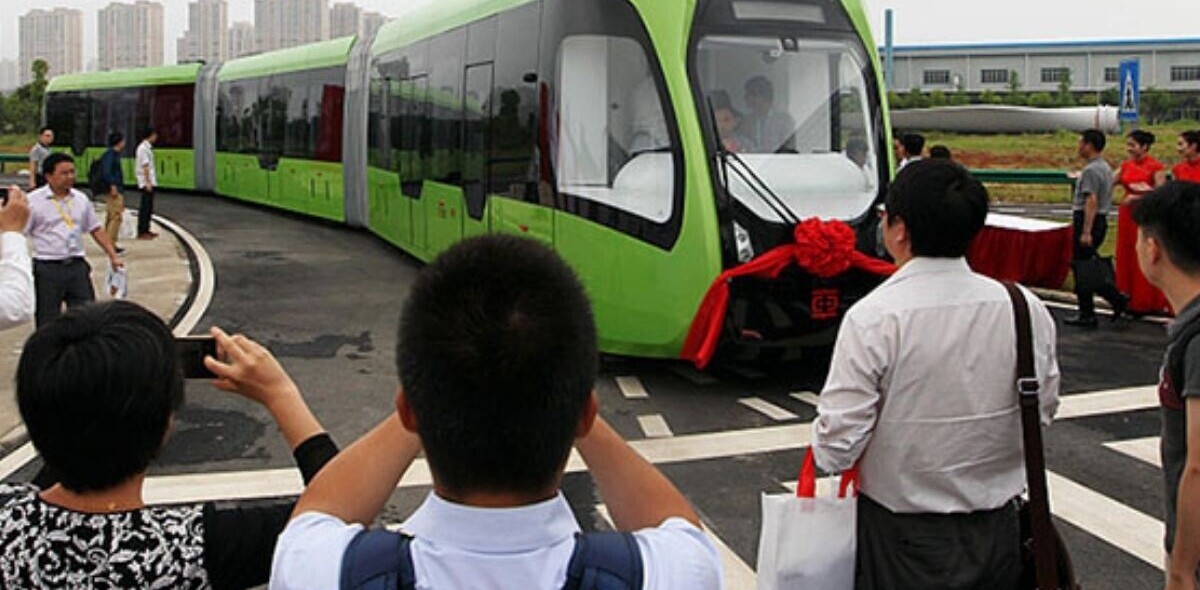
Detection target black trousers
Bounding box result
[137,188,155,235]
[856,494,1021,590]
[1072,210,1123,317]
[33,258,94,328]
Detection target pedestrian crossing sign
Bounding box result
[1118,59,1139,123]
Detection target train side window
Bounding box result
[367,71,390,170]
[555,36,675,223]
[312,67,346,163]
[260,76,287,164]
[46,91,90,155]
[237,80,260,155]
[152,85,194,149]
[463,64,493,219]
[490,3,541,203]
[283,71,312,160]
[398,75,428,197]
[428,28,465,186]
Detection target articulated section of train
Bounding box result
[44,0,894,362]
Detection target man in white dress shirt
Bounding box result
[0,186,34,328]
[812,159,1060,589]
[134,128,158,240]
[894,133,925,171]
[269,235,721,590]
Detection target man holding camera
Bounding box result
[25,153,123,327]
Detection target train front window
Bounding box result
[695,35,880,222]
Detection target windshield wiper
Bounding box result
[706,98,801,226]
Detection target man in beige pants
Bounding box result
[98,132,126,254]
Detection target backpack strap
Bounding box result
[1168,315,1200,406]
[561,531,644,590]
[339,529,417,590]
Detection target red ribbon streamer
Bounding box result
[681,218,896,369]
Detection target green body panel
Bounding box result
[59,147,196,192]
[491,198,553,245]
[367,167,412,254]
[372,0,536,56]
[219,37,355,82]
[47,64,201,92]
[422,183,466,258]
[215,153,344,222]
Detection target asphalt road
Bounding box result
[2,191,1172,589]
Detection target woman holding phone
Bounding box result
[0,301,337,589]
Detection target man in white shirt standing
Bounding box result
[0,186,35,328]
[812,160,1060,589]
[269,235,721,590]
[894,133,925,171]
[134,128,158,240]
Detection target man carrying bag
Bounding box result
[810,161,1061,589]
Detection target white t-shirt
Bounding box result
[270,492,723,590]
[135,140,156,189]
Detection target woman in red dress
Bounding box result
[1115,130,1170,315]
[1175,130,1200,183]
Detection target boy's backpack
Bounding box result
[339,529,643,590]
[87,156,106,196]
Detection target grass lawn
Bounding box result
[921,121,1200,203]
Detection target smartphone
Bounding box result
[176,335,218,379]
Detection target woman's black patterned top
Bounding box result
[0,433,337,590]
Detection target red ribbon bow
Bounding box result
[681,218,896,369]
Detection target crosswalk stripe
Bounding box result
[739,397,799,421]
[637,414,674,438]
[615,376,650,399]
[1057,386,1157,419]
[1048,471,1164,570]
[1104,436,1161,468]
[595,505,757,590]
[789,391,820,407]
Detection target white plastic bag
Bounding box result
[119,210,137,240]
[105,265,128,299]
[756,449,857,590]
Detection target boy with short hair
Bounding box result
[269,235,722,590]
[1131,181,1200,589]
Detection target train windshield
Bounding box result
[695,35,881,222]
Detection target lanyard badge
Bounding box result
[52,197,81,253]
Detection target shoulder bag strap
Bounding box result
[1001,281,1060,590]
[561,531,644,590]
[338,529,417,590]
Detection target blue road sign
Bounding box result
[1119,59,1140,123]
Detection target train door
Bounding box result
[487,2,552,245]
[455,62,491,249]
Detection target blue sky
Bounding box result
[1,0,1198,65]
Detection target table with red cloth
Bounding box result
[967,213,1073,289]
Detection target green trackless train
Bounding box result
[43,0,893,361]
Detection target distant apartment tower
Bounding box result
[256,0,329,53]
[330,3,361,38]
[98,1,165,71]
[18,8,84,85]
[229,22,257,59]
[0,60,20,93]
[178,0,228,64]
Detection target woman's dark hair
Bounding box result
[17,301,184,492]
[1183,131,1200,151]
[1132,181,1200,273]
[884,159,989,258]
[397,235,597,497]
[1127,130,1155,148]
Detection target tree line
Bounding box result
[0,60,48,135]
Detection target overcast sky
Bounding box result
[1,0,1198,66]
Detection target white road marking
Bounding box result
[1105,436,1161,468]
[0,443,36,481]
[1057,386,1157,419]
[153,213,215,337]
[739,397,798,421]
[595,505,757,590]
[1048,471,1165,570]
[637,414,674,438]
[615,376,650,399]
[789,391,820,407]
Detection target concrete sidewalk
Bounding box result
[0,202,194,450]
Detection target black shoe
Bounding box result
[115,246,126,255]
[1111,294,1130,322]
[1064,314,1098,328]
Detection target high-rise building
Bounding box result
[98,1,165,71]
[229,22,257,59]
[362,11,388,40]
[256,0,329,54]
[18,8,84,85]
[330,3,361,39]
[0,60,21,93]
[178,0,228,65]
